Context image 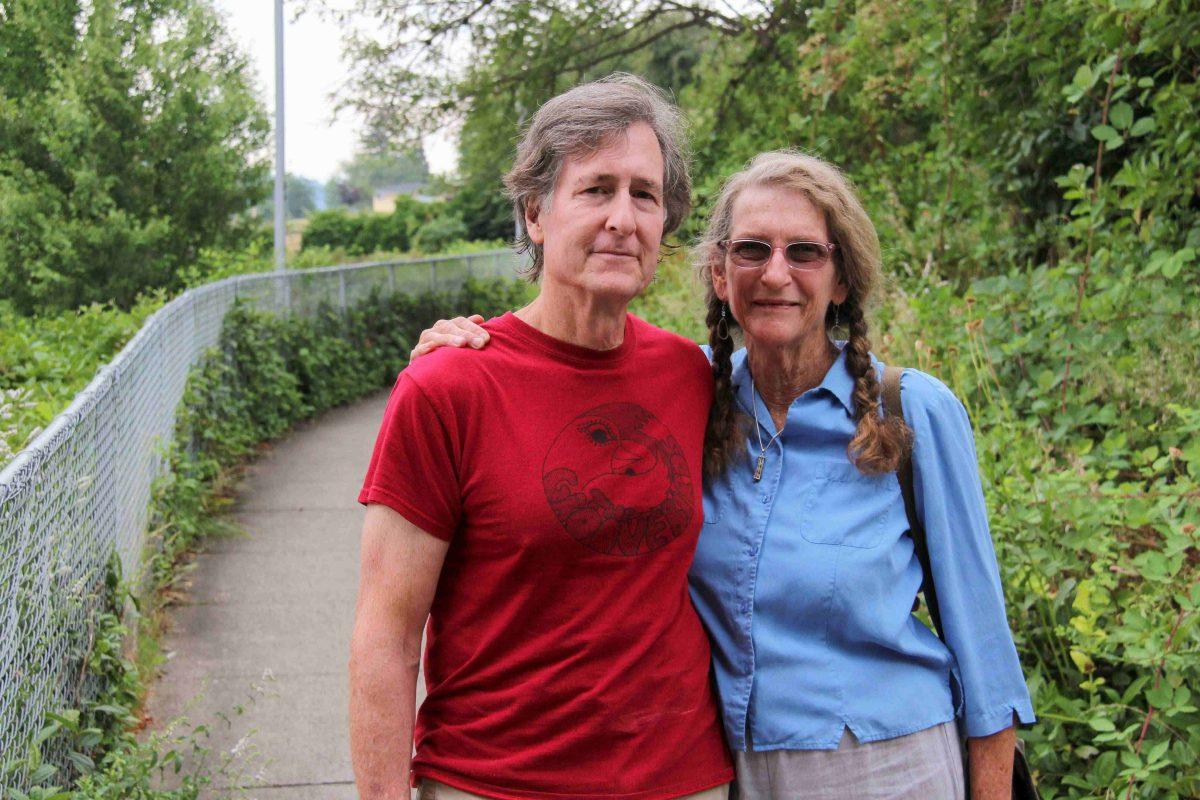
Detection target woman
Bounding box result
[414,150,1035,800]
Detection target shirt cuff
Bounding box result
[962,700,1037,738]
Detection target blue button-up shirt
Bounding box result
[689,345,1035,751]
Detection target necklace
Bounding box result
[749,375,786,482]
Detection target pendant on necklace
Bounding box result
[753,454,766,482]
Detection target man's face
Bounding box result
[526,121,666,303]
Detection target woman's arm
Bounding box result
[969,722,1017,800]
[410,314,489,359]
[902,369,1036,777]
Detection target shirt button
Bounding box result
[761,495,769,504]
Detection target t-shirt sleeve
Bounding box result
[358,372,462,541]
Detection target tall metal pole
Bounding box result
[513,106,525,242]
[273,0,286,271]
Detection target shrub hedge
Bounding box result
[3,277,527,798]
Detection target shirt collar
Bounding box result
[730,341,859,418]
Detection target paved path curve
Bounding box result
[146,388,416,799]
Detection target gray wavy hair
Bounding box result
[504,73,691,280]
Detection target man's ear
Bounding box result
[525,199,545,245]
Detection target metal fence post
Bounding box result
[388,263,396,294]
[338,271,347,312]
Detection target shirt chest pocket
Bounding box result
[798,461,900,549]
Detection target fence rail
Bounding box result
[0,249,522,786]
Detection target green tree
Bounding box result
[342,146,429,190]
[259,173,320,220]
[324,0,728,240]
[327,0,738,141]
[324,146,430,210]
[0,0,269,314]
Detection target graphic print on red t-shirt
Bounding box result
[543,402,693,556]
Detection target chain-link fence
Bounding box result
[0,250,523,787]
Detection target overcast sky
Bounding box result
[211,1,458,182]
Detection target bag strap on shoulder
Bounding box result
[881,364,945,641]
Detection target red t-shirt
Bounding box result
[358,311,733,800]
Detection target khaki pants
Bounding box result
[732,721,965,800]
[417,779,730,800]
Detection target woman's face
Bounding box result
[713,184,848,353]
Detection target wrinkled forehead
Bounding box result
[555,124,666,188]
[729,183,828,240]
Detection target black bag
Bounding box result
[881,365,1040,800]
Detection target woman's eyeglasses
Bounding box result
[719,238,837,270]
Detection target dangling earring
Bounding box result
[832,304,841,330]
[717,303,731,340]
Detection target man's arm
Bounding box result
[349,503,450,800]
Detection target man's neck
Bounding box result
[515,282,630,351]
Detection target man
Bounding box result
[350,74,734,800]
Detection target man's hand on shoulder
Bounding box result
[410,314,490,360]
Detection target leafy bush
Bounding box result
[876,265,1199,800]
[414,214,470,253]
[0,295,166,459]
[300,205,423,255]
[3,276,528,797]
[300,197,477,256]
[299,210,366,253]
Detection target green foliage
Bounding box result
[0,294,165,458]
[0,0,269,314]
[325,146,430,211]
[256,173,320,221]
[413,214,470,253]
[300,198,478,256]
[0,552,258,799]
[298,210,365,253]
[334,0,727,241]
[4,273,528,796]
[628,249,706,343]
[876,272,1199,799]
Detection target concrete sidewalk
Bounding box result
[145,388,413,799]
